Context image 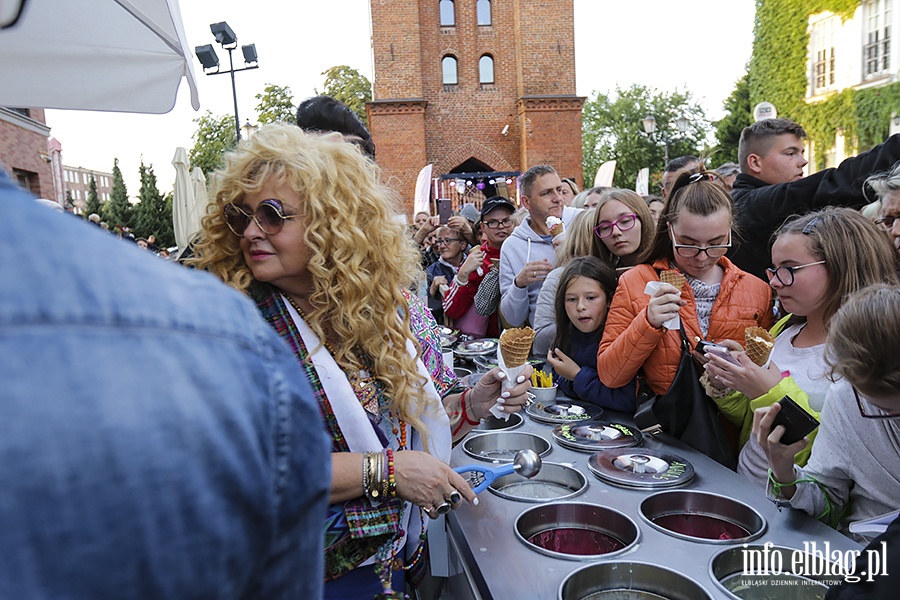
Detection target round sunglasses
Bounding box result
[223,199,298,236]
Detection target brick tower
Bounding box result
[367,0,584,215]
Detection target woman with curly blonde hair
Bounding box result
[191,124,532,599]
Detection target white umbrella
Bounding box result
[0,0,199,113]
[190,165,208,232]
[171,147,194,250]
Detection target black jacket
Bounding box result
[729,134,900,280]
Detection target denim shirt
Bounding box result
[0,171,331,599]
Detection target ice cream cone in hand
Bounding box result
[660,270,686,290]
[744,326,775,367]
[499,327,535,368]
[546,216,564,238]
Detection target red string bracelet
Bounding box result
[460,388,481,426]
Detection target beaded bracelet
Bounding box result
[385,448,397,498]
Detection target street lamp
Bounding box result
[195,21,259,141]
[241,120,258,140]
[642,114,690,166]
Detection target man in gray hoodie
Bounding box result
[499,165,563,327]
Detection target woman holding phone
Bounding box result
[705,208,899,485]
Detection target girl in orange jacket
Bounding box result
[597,172,774,399]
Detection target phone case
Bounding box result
[771,396,819,445]
[438,199,452,224]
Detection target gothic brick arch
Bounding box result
[434,141,515,176]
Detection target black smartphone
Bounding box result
[438,198,452,224]
[771,396,819,445]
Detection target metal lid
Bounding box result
[525,400,603,424]
[454,338,498,357]
[471,411,524,433]
[588,448,695,489]
[552,422,642,452]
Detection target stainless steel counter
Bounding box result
[440,404,861,600]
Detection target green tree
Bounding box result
[714,72,752,165]
[255,83,295,125]
[318,65,372,125]
[189,111,236,175]
[582,84,710,191]
[134,161,174,248]
[102,158,134,232]
[83,174,102,218]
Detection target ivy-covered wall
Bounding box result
[750,0,900,168]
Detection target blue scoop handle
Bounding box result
[454,463,516,494]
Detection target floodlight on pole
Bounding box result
[195,21,259,141]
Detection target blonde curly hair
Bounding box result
[191,123,433,437]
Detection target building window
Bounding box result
[864,0,892,79]
[442,55,458,85]
[8,107,30,117]
[477,0,491,25]
[440,0,454,26]
[479,55,494,83]
[810,15,838,94]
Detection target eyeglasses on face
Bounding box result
[483,217,513,230]
[876,214,898,229]
[668,224,732,258]
[853,386,900,419]
[436,237,462,246]
[594,213,637,239]
[765,261,826,286]
[223,200,298,236]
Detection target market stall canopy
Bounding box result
[0,0,199,113]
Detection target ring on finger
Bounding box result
[436,501,452,515]
[448,490,462,505]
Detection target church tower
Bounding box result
[367,0,584,214]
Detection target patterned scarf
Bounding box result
[252,283,402,581]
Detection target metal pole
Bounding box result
[664,137,670,168]
[228,47,241,141]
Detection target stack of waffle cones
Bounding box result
[499,327,535,368]
[660,270,686,290]
[744,326,775,366]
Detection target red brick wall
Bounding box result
[369,0,584,216]
[0,108,55,199]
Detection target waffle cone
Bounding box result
[549,223,564,237]
[744,326,775,366]
[660,270,686,290]
[499,327,535,367]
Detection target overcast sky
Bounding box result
[45,0,756,196]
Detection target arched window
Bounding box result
[479,55,494,84]
[477,0,491,25]
[440,0,455,26]
[442,56,458,85]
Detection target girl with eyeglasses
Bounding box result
[754,284,900,546]
[597,172,774,451]
[705,208,900,486]
[190,124,533,599]
[533,191,655,356]
[592,188,656,270]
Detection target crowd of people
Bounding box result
[7,87,900,600]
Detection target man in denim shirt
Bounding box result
[0,169,330,599]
